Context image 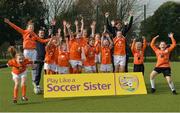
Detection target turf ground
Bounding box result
[0,62,180,112]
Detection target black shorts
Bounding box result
[133,64,144,75]
[154,67,171,77]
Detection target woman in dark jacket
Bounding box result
[105,12,133,72]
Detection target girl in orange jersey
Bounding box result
[52,32,63,74]
[68,32,85,73]
[75,18,88,47]
[4,18,50,90]
[131,37,147,75]
[94,34,101,72]
[0,46,39,103]
[90,21,101,72]
[63,20,73,74]
[113,31,126,72]
[66,23,85,74]
[83,38,98,73]
[80,17,88,47]
[100,33,113,72]
[56,38,70,74]
[44,37,59,75]
[150,33,177,95]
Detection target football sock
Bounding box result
[150,79,155,89]
[22,85,26,97]
[13,87,18,99]
[168,81,175,91]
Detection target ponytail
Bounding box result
[7,46,17,58]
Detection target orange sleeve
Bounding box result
[143,38,147,51]
[150,37,158,51]
[32,36,50,43]
[24,59,33,65]
[131,40,136,54]
[168,37,176,52]
[7,60,14,67]
[7,21,25,34]
[113,38,118,45]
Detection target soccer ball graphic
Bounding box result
[127,80,133,87]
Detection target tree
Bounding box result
[140,1,180,42]
[42,0,73,21]
[53,0,144,34]
[0,0,48,46]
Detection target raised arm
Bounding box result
[101,33,105,47]
[74,20,79,34]
[131,38,136,54]
[65,37,69,52]
[106,34,113,48]
[80,18,84,34]
[4,18,25,34]
[66,23,73,39]
[32,35,50,43]
[57,28,61,37]
[150,35,159,51]
[90,21,96,37]
[50,19,57,36]
[105,12,113,34]
[168,33,176,52]
[123,12,133,36]
[103,25,107,33]
[63,20,67,37]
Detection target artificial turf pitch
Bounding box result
[0,62,180,112]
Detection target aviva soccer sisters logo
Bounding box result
[119,74,139,92]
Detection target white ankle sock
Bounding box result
[168,81,175,91]
[150,79,155,89]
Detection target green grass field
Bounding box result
[0,62,180,112]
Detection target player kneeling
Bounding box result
[150,33,177,95]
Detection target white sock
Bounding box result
[168,81,175,91]
[150,79,155,89]
[32,69,36,82]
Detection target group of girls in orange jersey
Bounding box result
[41,17,147,75]
[43,22,178,95]
[0,12,178,103]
